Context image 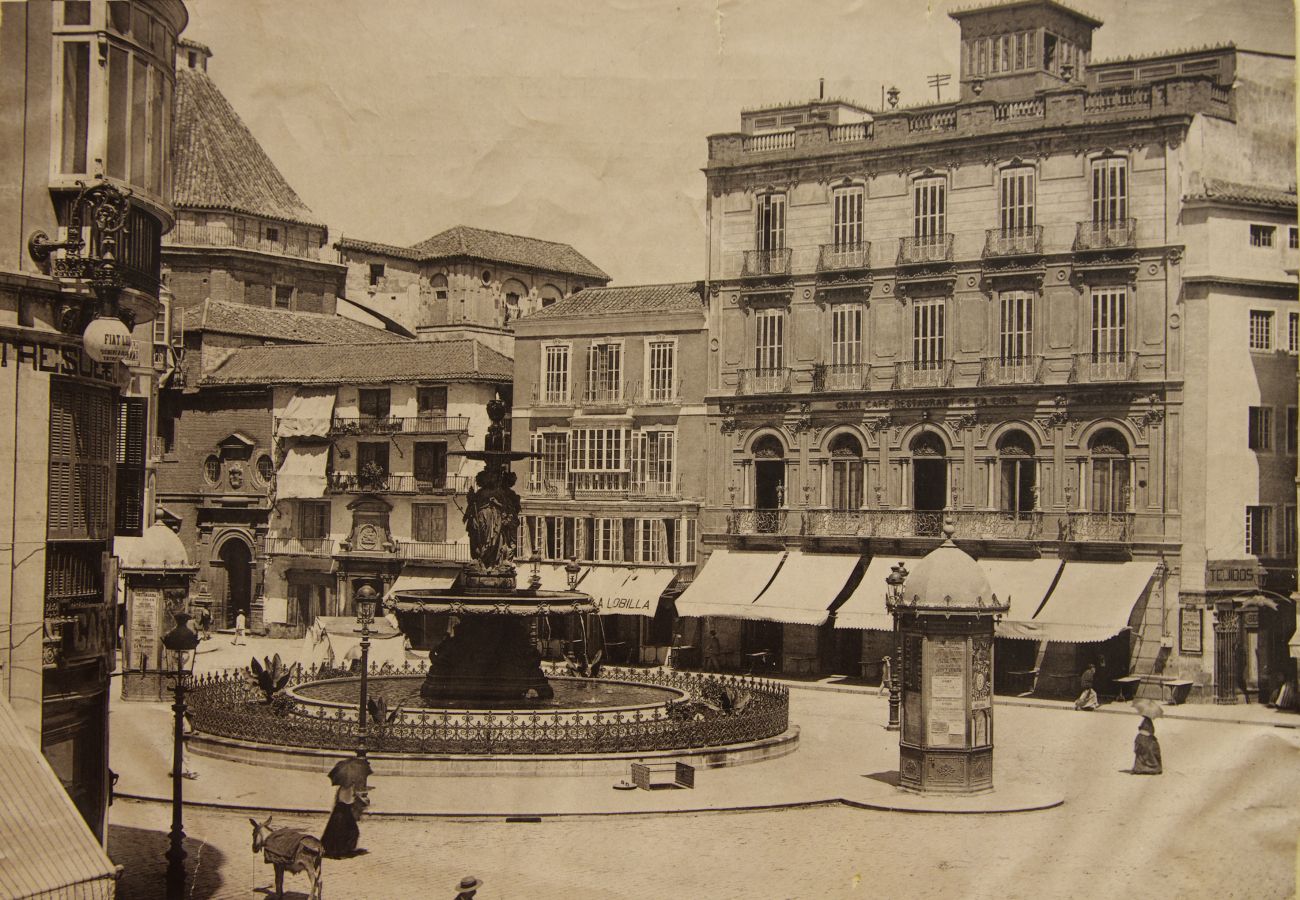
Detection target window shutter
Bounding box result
[115,397,147,536]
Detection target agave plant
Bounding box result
[246,654,291,704]
[367,695,403,731]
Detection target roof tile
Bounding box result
[1188,178,1298,210]
[523,282,703,321]
[337,225,610,281]
[201,338,512,385]
[199,300,408,344]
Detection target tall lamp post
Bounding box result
[885,562,909,731]
[353,585,379,757]
[161,612,200,900]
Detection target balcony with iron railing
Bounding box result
[742,248,793,277]
[528,472,681,501]
[817,241,871,272]
[983,225,1043,258]
[628,380,681,406]
[1059,511,1135,543]
[737,367,793,395]
[803,509,1043,541]
[1074,218,1137,252]
[531,387,574,408]
[397,540,472,563]
[581,383,625,408]
[1070,351,1139,383]
[727,509,790,536]
[264,536,335,556]
[979,356,1044,386]
[165,222,339,263]
[812,363,871,392]
[328,415,470,436]
[327,472,472,495]
[897,233,954,266]
[893,360,953,390]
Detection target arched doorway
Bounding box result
[997,430,1037,514]
[829,433,863,510]
[218,538,254,629]
[1088,428,1130,514]
[752,435,785,532]
[910,431,947,512]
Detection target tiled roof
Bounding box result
[198,300,408,344]
[201,338,513,385]
[1186,178,1297,210]
[172,65,324,228]
[523,282,703,321]
[337,226,610,281]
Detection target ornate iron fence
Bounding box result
[187,662,790,755]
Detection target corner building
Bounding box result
[696,0,1296,701]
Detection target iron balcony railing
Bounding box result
[328,415,469,436]
[812,363,870,392]
[628,380,680,406]
[529,474,680,500]
[531,387,573,407]
[727,509,789,535]
[980,356,1044,386]
[582,384,624,406]
[397,540,472,563]
[742,248,793,277]
[983,225,1043,257]
[737,367,793,395]
[898,233,954,265]
[803,509,1043,541]
[327,472,472,494]
[1071,351,1139,383]
[1074,218,1137,251]
[264,536,335,556]
[817,241,871,272]
[1060,511,1134,543]
[894,360,953,389]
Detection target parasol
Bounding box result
[328,755,373,791]
[1131,698,1164,719]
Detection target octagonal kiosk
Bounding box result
[887,520,1008,794]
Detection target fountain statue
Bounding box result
[389,396,594,703]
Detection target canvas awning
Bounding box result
[592,567,678,618]
[745,551,860,626]
[0,697,118,900]
[986,558,1065,640]
[1028,560,1158,643]
[386,573,456,599]
[276,445,329,498]
[834,556,924,630]
[277,387,337,438]
[514,563,587,592]
[674,549,785,619]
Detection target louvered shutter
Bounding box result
[115,397,147,536]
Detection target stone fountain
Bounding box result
[388,396,594,703]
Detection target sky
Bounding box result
[183,0,1295,286]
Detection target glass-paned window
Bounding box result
[592,518,623,562]
[999,167,1035,231]
[1091,157,1128,224]
[1250,225,1275,247]
[755,308,784,371]
[831,305,863,366]
[646,341,676,402]
[1283,507,1297,559]
[832,186,864,248]
[756,193,785,252]
[1290,227,1299,250]
[1246,505,1272,556]
[107,46,129,179]
[632,430,675,496]
[913,177,946,241]
[999,291,1033,362]
[570,428,628,471]
[530,432,568,491]
[1090,288,1127,358]
[61,42,90,174]
[829,434,863,510]
[358,388,390,419]
[297,501,330,540]
[1248,406,1273,452]
[543,344,570,403]
[586,342,622,402]
[1249,310,1273,351]
[1089,430,1130,515]
[414,442,448,489]
[411,504,447,543]
[1288,312,1298,353]
[635,519,663,564]
[913,297,945,370]
[273,285,293,310]
[417,385,448,416]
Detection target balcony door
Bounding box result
[829,434,863,511]
[415,442,448,490]
[752,436,785,530]
[910,432,947,534]
[997,430,1037,514]
[1088,429,1131,514]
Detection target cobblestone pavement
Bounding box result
[106,694,1300,899]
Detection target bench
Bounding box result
[786,655,818,675]
[630,761,695,791]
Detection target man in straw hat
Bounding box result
[454,875,483,899]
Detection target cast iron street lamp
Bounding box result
[161,612,200,900]
[353,585,379,757]
[885,562,909,731]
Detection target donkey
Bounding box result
[250,815,324,900]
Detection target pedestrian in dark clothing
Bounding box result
[1074,663,1100,710]
[321,785,368,858]
[1131,716,1163,774]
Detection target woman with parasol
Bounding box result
[322,755,371,857]
[1130,699,1163,775]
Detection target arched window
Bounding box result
[539,284,563,308]
[752,435,784,459]
[751,435,785,518]
[1088,428,1130,514]
[502,279,527,310]
[829,434,863,510]
[997,430,1036,513]
[430,273,448,302]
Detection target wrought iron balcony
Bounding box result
[983,225,1043,257]
[397,540,472,563]
[980,356,1044,386]
[329,415,469,436]
[327,473,471,494]
[581,384,625,407]
[804,509,1042,541]
[897,233,953,265]
[742,248,793,277]
[1070,351,1139,383]
[572,471,631,497]
[727,509,789,535]
[629,380,680,406]
[530,387,573,407]
[812,363,870,392]
[1059,511,1134,542]
[264,536,334,556]
[737,367,793,395]
[1074,218,1137,251]
[893,360,953,389]
[817,241,871,272]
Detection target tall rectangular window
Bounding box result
[1288,407,1298,455]
[999,167,1035,231]
[831,305,863,366]
[114,397,147,536]
[1090,288,1127,358]
[411,504,447,543]
[48,382,115,540]
[543,344,570,403]
[913,297,945,370]
[913,177,946,241]
[999,291,1033,362]
[832,186,864,248]
[592,518,623,562]
[585,342,622,402]
[646,341,676,402]
[107,46,130,180]
[414,441,448,489]
[1288,312,1298,353]
[1290,227,1299,250]
[358,388,390,419]
[1248,407,1273,452]
[632,430,675,496]
[754,308,785,371]
[635,519,663,564]
[61,42,90,174]
[131,57,149,186]
[756,193,785,251]
[297,501,330,540]
[1249,310,1273,351]
[1246,505,1272,557]
[1091,157,1128,224]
